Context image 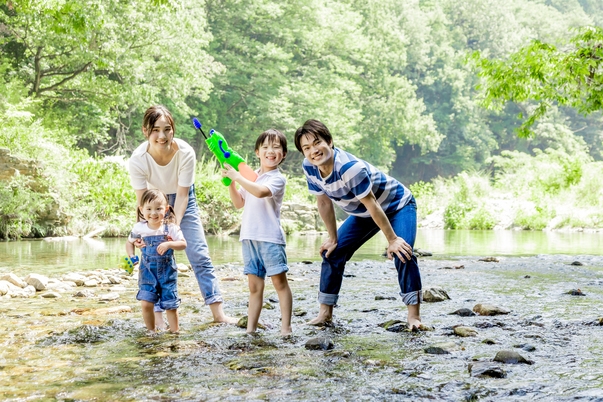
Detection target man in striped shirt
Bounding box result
[294,119,423,329]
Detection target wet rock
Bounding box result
[25,273,49,291]
[73,290,95,298]
[375,295,397,301]
[108,276,122,285]
[423,286,450,302]
[468,362,507,378]
[62,273,86,286]
[1,273,27,288]
[424,342,458,354]
[305,337,334,351]
[524,275,531,278]
[475,321,506,328]
[570,261,584,266]
[453,326,478,337]
[414,248,433,257]
[40,292,61,298]
[83,280,98,287]
[473,303,510,316]
[493,350,534,365]
[449,308,476,317]
[479,257,499,262]
[514,344,536,352]
[379,319,408,332]
[567,289,586,296]
[0,280,10,296]
[262,302,275,310]
[482,338,497,345]
[293,308,307,317]
[99,293,119,301]
[237,316,248,328]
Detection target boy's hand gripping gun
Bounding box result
[119,255,139,275]
[192,117,258,186]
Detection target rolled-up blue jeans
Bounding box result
[155,185,222,311]
[319,197,422,306]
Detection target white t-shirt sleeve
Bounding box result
[263,174,286,199]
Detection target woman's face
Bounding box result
[144,115,173,154]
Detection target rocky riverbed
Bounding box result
[2,254,603,401]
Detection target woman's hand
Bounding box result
[386,237,413,262]
[320,237,338,258]
[222,163,242,182]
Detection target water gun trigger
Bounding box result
[218,140,231,158]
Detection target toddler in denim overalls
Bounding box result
[126,189,186,334]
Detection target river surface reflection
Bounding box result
[1,229,602,277]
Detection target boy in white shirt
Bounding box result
[222,129,292,336]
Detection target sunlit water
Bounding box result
[2,229,603,401]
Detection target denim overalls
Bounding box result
[136,222,180,310]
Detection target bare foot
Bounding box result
[213,315,239,324]
[307,304,333,325]
[407,303,422,330]
[281,327,292,336]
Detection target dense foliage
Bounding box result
[1,0,603,239]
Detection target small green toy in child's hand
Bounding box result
[191,117,258,186]
[119,255,139,275]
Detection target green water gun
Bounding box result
[192,117,258,186]
[119,255,139,275]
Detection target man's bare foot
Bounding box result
[407,303,422,330]
[307,303,334,325]
[209,302,238,324]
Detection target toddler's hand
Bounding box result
[156,243,169,255]
[133,238,146,249]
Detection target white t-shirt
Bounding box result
[128,138,196,194]
[128,221,185,243]
[239,169,286,245]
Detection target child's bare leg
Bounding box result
[247,274,265,333]
[270,273,292,335]
[166,309,179,333]
[209,302,238,324]
[154,311,166,330]
[141,301,156,332]
[407,303,422,329]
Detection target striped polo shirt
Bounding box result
[303,148,412,217]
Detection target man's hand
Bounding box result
[222,163,242,182]
[320,237,338,258]
[386,237,413,262]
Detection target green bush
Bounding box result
[467,207,496,230]
[0,176,51,239]
[514,205,556,230]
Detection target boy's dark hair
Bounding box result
[137,189,176,225]
[255,129,288,164]
[294,119,334,152]
[142,105,175,135]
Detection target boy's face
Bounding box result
[299,133,333,169]
[256,136,285,171]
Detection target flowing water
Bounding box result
[1,229,603,401]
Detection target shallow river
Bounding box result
[1,229,603,401]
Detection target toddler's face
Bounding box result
[141,199,167,228]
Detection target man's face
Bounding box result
[299,133,333,169]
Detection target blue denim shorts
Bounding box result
[242,240,288,279]
[136,254,180,310]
